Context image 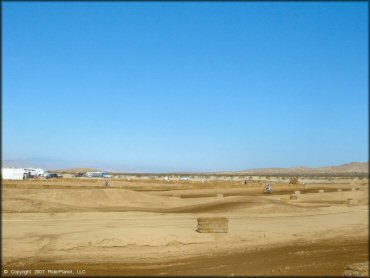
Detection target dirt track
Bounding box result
[7,238,366,276]
[2,179,369,276]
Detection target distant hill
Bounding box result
[51,168,101,174]
[3,159,368,176]
[2,158,71,170]
[239,162,368,175]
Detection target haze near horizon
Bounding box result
[3,2,368,172]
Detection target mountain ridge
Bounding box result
[2,160,368,174]
[238,161,368,174]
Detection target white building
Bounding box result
[1,168,26,180]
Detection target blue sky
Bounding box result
[3,2,368,172]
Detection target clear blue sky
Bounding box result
[3,2,368,172]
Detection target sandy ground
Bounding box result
[2,179,369,276]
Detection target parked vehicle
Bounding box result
[86,171,111,178]
[45,173,59,179]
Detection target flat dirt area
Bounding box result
[2,178,369,276]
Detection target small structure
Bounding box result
[2,167,46,179]
[196,217,228,233]
[1,168,26,180]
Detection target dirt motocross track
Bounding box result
[2,178,369,276]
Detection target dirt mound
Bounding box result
[2,188,180,213]
[344,262,369,277]
[292,191,368,205]
[3,188,304,214]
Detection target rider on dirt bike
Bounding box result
[264,183,272,193]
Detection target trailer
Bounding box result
[1,168,26,180]
[86,171,111,178]
[24,168,45,178]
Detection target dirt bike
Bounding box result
[263,184,273,194]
